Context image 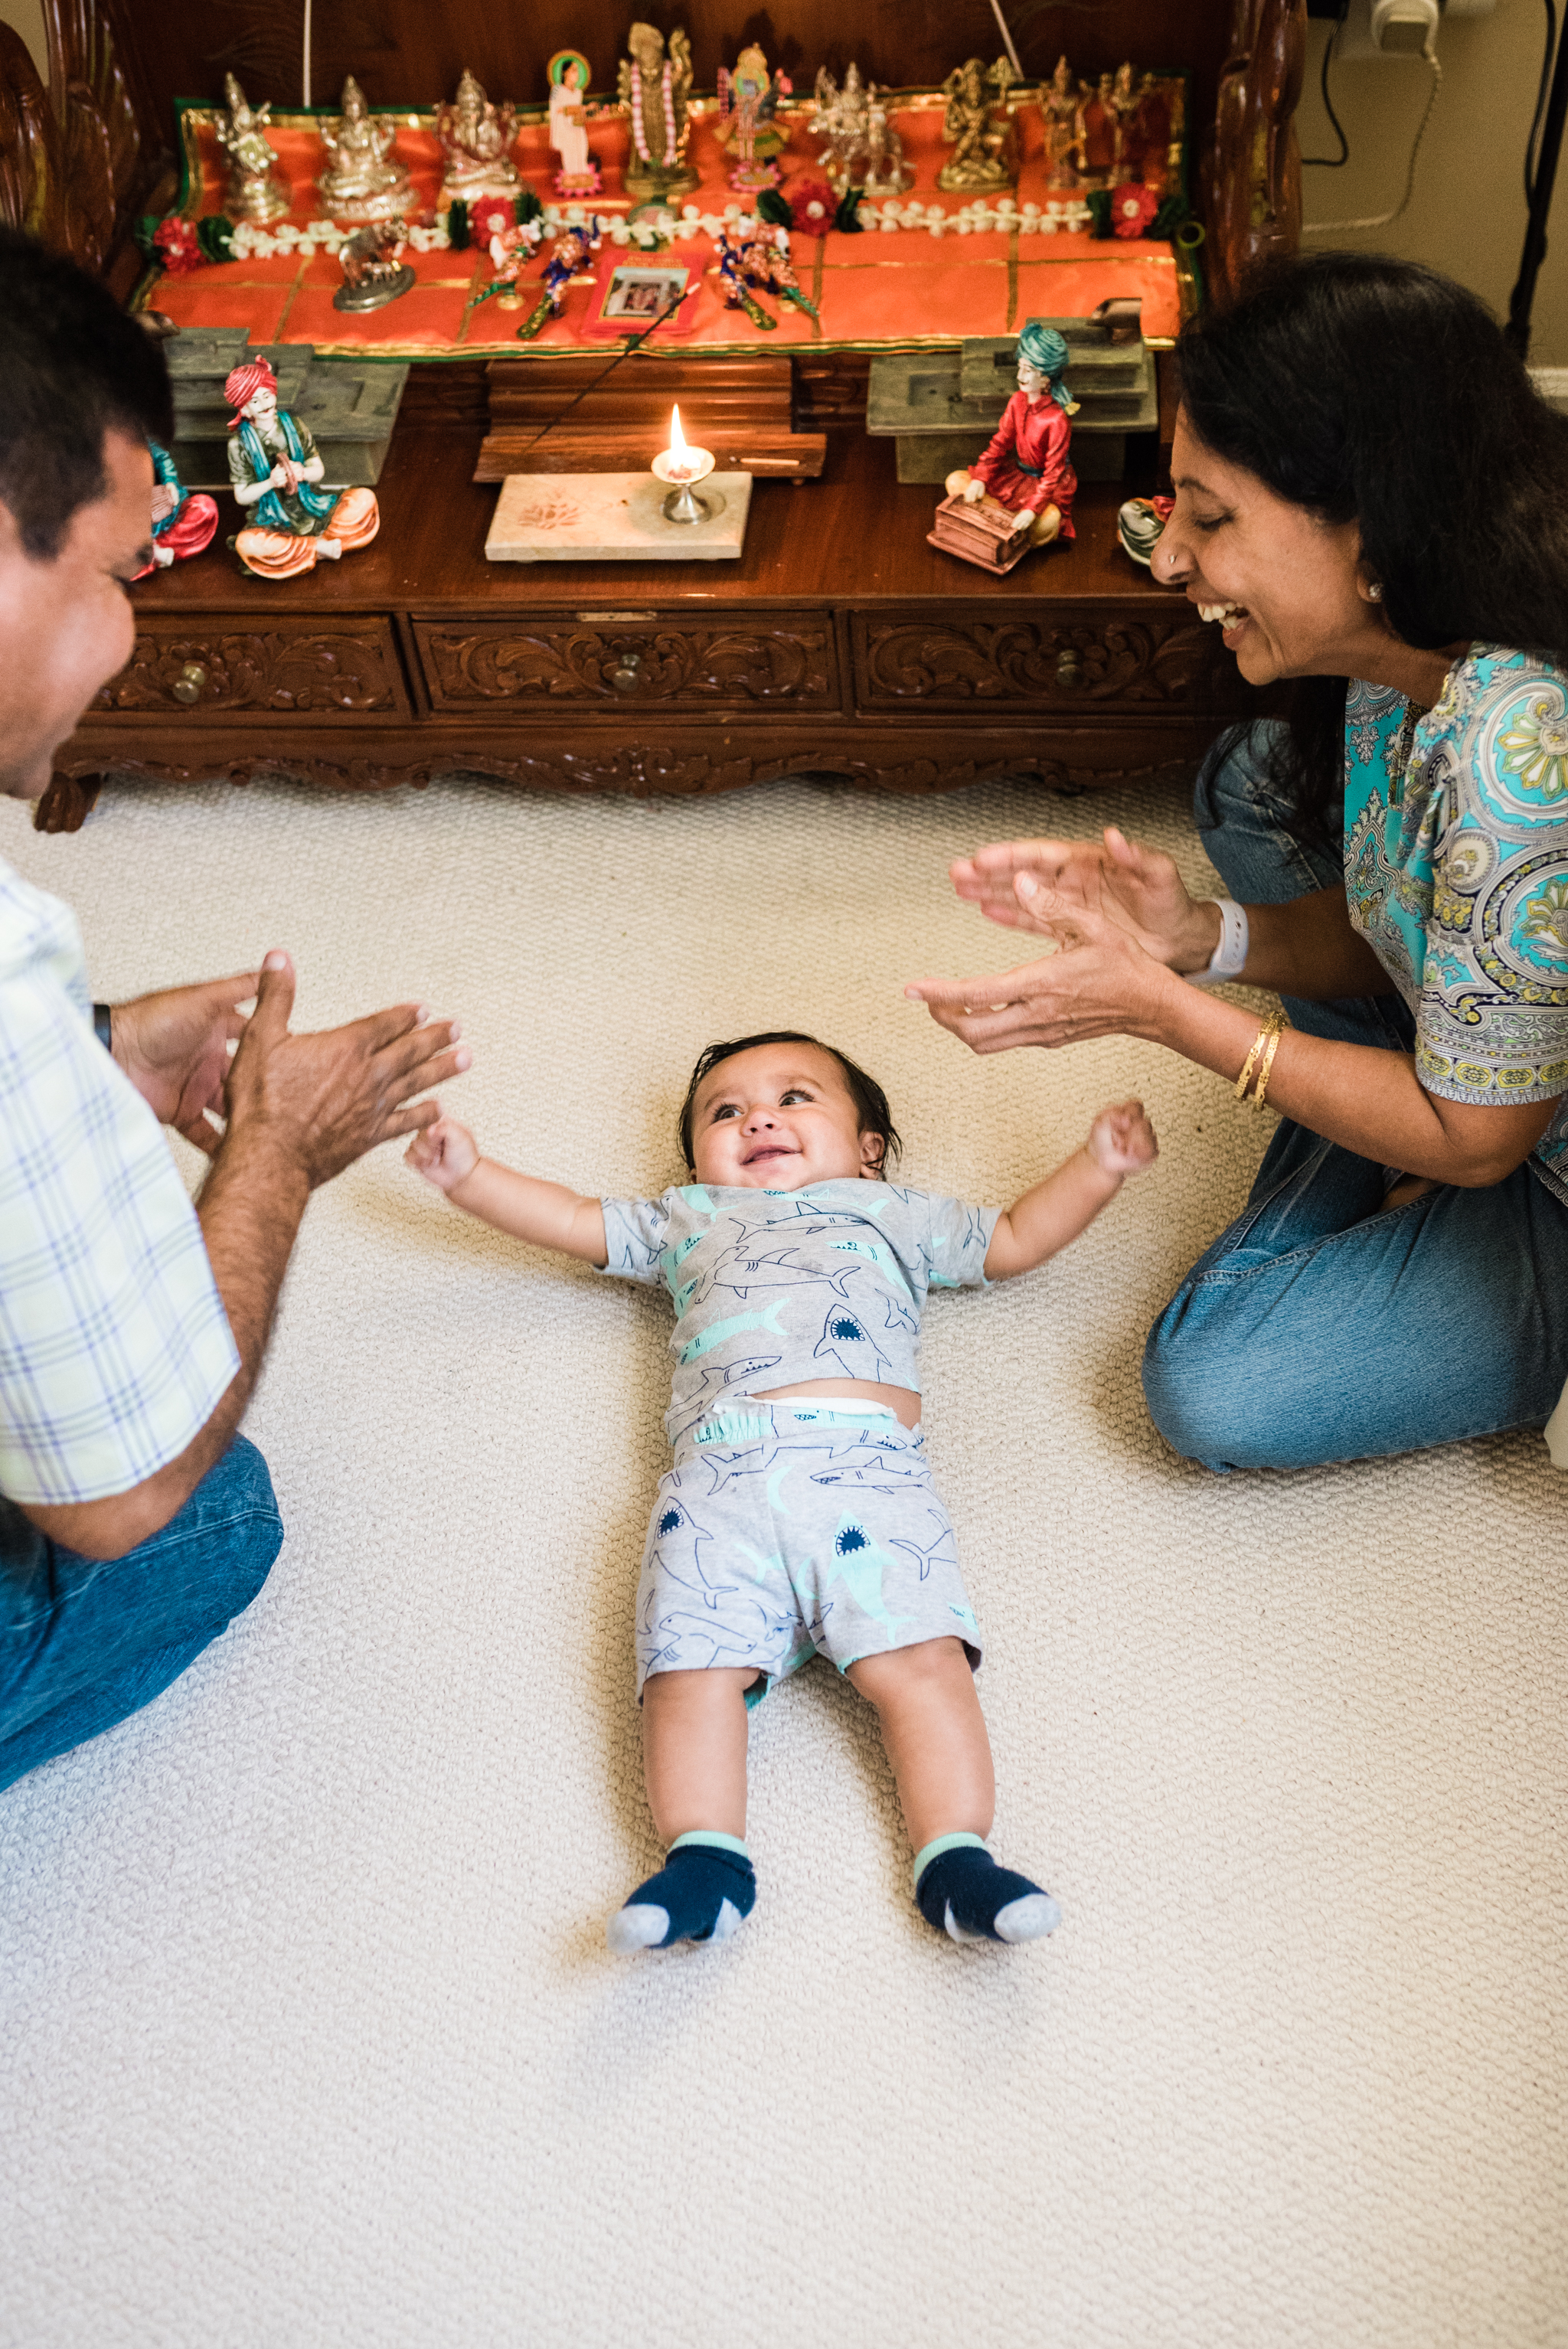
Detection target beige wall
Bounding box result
[1,0,1561,356]
[1,0,44,74]
[1296,0,1568,363]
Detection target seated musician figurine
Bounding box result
[134,440,219,576]
[944,321,1078,550]
[224,359,379,581]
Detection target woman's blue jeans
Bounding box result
[1142,728,1568,1471]
[0,1436,282,1794]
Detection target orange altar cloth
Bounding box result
[148,90,1193,361]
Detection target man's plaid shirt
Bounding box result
[0,860,239,1508]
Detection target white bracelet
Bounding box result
[1187,898,1249,985]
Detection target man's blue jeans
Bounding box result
[0,1436,282,1793]
[1142,727,1568,1471]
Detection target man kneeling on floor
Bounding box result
[0,230,469,1794]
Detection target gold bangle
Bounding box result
[1239,1010,1286,1109]
[1233,1011,1282,1102]
[1250,1023,1285,1112]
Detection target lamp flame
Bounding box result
[668,404,688,462]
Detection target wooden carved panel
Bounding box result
[413,616,840,711]
[854,615,1222,711]
[95,625,406,715]
[1204,0,1305,305]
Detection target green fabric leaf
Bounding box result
[833,186,864,236]
[448,199,470,251]
[514,189,543,224]
[196,214,235,263]
[1150,194,1191,242]
[1086,188,1112,240]
[756,188,792,227]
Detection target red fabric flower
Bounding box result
[1110,184,1159,240]
[470,195,516,245]
[786,178,835,236]
[152,217,203,275]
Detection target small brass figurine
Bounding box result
[1041,56,1080,191]
[808,61,870,193]
[616,24,697,201]
[225,358,380,580]
[215,74,291,224]
[861,84,910,196]
[547,51,599,195]
[1074,71,1118,186]
[333,218,416,312]
[937,57,1018,193]
[716,43,792,191]
[437,68,520,205]
[316,75,414,221]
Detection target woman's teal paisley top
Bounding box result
[1343,642,1568,1203]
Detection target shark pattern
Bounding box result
[811,1305,893,1384]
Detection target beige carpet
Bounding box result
[1,771,1563,2349]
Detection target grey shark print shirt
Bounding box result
[599,1180,1000,1447]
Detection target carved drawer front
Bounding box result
[852,612,1217,713]
[412,610,841,713]
[94,620,408,717]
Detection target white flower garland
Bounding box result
[857,194,1093,237]
[629,60,678,164]
[227,216,454,260]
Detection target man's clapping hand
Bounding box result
[109,971,260,1152]
[221,951,469,1189]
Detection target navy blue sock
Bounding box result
[606,1833,757,1955]
[913,1834,1061,1946]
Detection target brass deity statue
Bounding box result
[937,56,1018,192]
[616,23,697,200]
[1041,55,1080,190]
[437,68,520,204]
[215,72,291,223]
[316,75,414,221]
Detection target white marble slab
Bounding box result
[484,471,753,562]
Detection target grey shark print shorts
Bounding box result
[634,1400,982,1704]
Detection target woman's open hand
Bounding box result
[949,825,1220,972]
[906,893,1177,1054]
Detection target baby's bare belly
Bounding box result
[753,1377,922,1431]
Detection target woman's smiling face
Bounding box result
[1152,408,1382,687]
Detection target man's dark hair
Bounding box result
[678,1031,902,1176]
[1178,250,1568,842]
[0,229,173,560]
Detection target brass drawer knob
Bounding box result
[609,651,644,692]
[1055,646,1082,691]
[170,662,207,706]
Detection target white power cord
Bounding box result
[1304,33,1442,232]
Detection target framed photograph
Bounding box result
[586,250,701,338]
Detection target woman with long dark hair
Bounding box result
[907,253,1568,1471]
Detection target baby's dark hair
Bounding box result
[678,1031,902,1176]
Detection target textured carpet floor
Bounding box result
[1,773,1563,2349]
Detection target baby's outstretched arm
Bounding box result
[405,1109,608,1264]
[983,1096,1157,1278]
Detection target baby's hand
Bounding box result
[1086,1098,1158,1178]
[405,1109,480,1194]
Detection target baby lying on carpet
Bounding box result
[407,1031,1156,1954]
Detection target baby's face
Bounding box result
[689,1043,881,1189]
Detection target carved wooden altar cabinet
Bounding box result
[0,0,1306,828]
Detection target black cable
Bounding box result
[1527,0,1558,202]
[1303,2,1351,168]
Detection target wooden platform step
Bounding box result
[475,353,825,482]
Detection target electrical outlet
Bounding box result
[1331,0,1494,61]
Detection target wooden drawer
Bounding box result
[411,609,841,714]
[851,610,1219,714]
[94,619,409,717]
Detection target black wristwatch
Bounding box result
[92,1002,113,1052]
